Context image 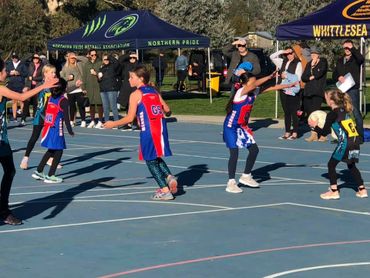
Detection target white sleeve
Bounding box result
[269,50,285,69]
[295,62,303,81]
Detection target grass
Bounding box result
[160,75,370,124]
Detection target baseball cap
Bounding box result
[310,46,321,54]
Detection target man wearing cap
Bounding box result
[301,46,328,142]
[333,40,365,143]
[223,38,261,94]
[21,53,44,125]
[5,53,28,122]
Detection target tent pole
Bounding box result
[207,47,212,103]
[275,41,279,119]
[56,50,58,60]
[360,37,364,114]
[46,50,49,61]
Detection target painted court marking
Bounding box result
[263,262,370,277]
[97,240,370,278]
[1,202,368,234]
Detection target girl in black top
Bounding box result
[0,59,58,225]
[309,89,367,200]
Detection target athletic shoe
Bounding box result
[356,187,368,198]
[44,175,63,184]
[166,175,178,194]
[120,125,131,131]
[46,159,63,169]
[87,121,95,128]
[3,214,22,225]
[80,121,86,128]
[95,121,103,129]
[32,171,46,180]
[20,157,29,170]
[225,179,243,193]
[239,174,259,188]
[320,188,340,200]
[151,190,174,201]
[19,120,25,127]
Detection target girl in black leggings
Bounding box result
[0,59,58,225]
[309,89,367,200]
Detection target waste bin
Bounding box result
[206,72,221,96]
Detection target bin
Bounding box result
[206,72,221,96]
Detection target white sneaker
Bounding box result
[70,121,75,127]
[225,179,243,193]
[95,121,103,129]
[87,121,95,128]
[80,121,86,128]
[239,174,259,188]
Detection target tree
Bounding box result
[155,0,235,48]
[0,0,48,57]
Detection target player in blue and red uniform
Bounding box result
[224,69,277,193]
[32,78,74,184]
[104,66,177,201]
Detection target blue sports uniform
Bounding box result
[41,95,66,150]
[223,87,260,149]
[33,87,51,125]
[136,86,172,161]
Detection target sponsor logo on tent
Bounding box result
[312,24,367,38]
[105,14,139,38]
[83,15,107,37]
[343,0,370,20]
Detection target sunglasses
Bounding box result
[90,54,97,57]
[237,44,246,48]
[285,52,294,55]
[103,58,109,61]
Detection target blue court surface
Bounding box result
[1,118,369,278]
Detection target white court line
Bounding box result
[2,201,370,234]
[287,202,370,216]
[75,199,232,209]
[0,203,286,234]
[10,182,324,200]
[264,262,370,278]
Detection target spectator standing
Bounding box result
[270,47,303,140]
[175,51,188,92]
[82,49,103,128]
[223,38,261,94]
[5,53,28,122]
[60,52,86,127]
[21,53,44,126]
[118,52,140,113]
[98,54,121,125]
[301,47,328,142]
[152,52,166,87]
[333,40,365,143]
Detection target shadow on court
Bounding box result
[61,147,127,167]
[249,118,279,131]
[252,162,306,183]
[175,164,209,195]
[322,169,359,192]
[4,177,144,225]
[61,157,131,179]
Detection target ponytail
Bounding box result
[326,89,353,113]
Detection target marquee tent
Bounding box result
[47,10,210,51]
[276,0,370,40]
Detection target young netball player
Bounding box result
[0,58,58,225]
[223,67,277,193]
[20,64,61,170]
[32,78,74,184]
[309,89,367,200]
[104,66,177,200]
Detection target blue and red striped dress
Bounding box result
[223,87,260,149]
[41,95,66,150]
[136,86,172,161]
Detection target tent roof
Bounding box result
[48,10,210,51]
[276,0,370,40]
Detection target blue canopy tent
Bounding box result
[276,0,370,40]
[274,0,370,116]
[48,10,215,101]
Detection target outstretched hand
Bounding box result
[103,121,115,129]
[44,77,59,88]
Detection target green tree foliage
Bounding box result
[227,0,262,35]
[0,0,48,57]
[155,0,235,48]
